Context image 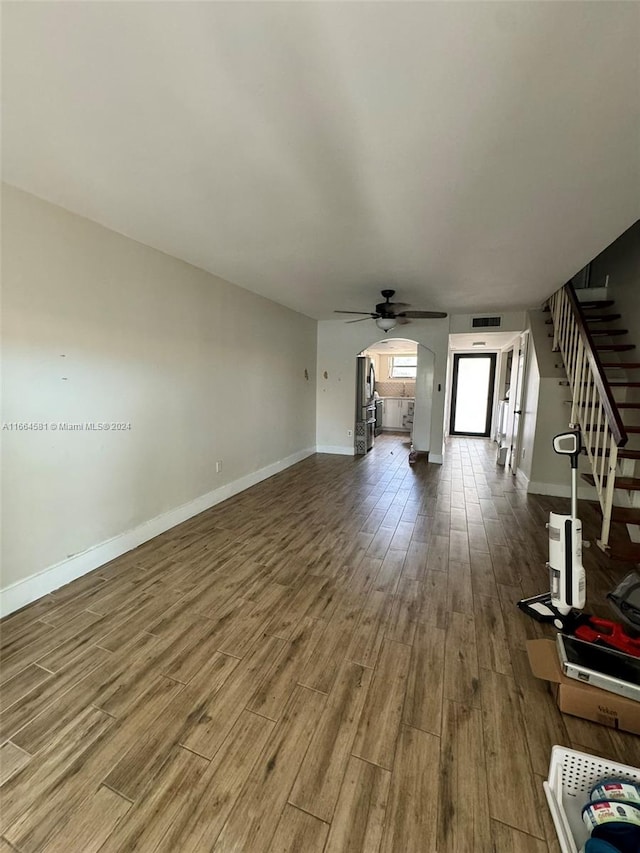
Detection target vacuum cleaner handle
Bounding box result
[552,430,582,469]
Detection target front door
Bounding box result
[449,353,497,437]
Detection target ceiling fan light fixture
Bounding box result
[376,317,396,332]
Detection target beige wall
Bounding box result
[1,185,317,603]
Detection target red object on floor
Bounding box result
[575,615,640,657]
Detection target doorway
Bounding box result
[449,353,497,437]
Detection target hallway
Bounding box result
[1,435,638,852]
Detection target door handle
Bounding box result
[515,409,522,415]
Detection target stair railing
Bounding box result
[548,283,628,551]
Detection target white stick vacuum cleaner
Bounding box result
[518,430,586,630]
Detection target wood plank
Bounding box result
[0,645,111,743]
[247,616,326,720]
[103,654,239,800]
[212,686,325,853]
[0,664,53,712]
[324,756,391,853]
[426,534,449,572]
[402,540,428,580]
[154,710,275,853]
[0,741,31,785]
[289,661,373,822]
[510,648,570,777]
[373,549,405,594]
[389,521,414,551]
[437,701,491,852]
[0,704,119,843]
[379,726,440,853]
[449,528,470,563]
[98,747,210,853]
[39,785,131,853]
[447,560,473,614]
[418,570,448,629]
[267,805,329,853]
[467,522,489,554]
[180,636,284,761]
[470,550,498,600]
[385,577,419,645]
[217,584,291,658]
[352,639,411,770]
[299,601,360,694]
[474,593,513,676]
[489,821,548,852]
[479,668,543,839]
[443,611,480,709]
[403,621,445,736]
[345,590,391,668]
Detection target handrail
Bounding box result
[548,281,629,551]
[563,283,627,447]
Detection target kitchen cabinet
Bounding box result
[381,398,414,431]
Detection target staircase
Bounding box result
[546,283,640,559]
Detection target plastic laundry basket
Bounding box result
[544,746,640,853]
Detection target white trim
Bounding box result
[0,447,315,617]
[316,445,355,456]
[526,480,599,501]
[428,453,443,465]
[516,467,530,488]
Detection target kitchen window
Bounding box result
[389,356,417,378]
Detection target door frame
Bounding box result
[449,352,497,437]
[508,332,529,476]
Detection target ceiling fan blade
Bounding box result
[386,302,410,311]
[334,310,376,316]
[397,310,448,319]
[396,317,411,325]
[345,316,375,324]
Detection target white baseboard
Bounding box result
[0,446,316,618]
[316,445,355,456]
[429,453,443,465]
[526,480,599,501]
[516,468,530,488]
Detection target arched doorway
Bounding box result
[356,338,435,456]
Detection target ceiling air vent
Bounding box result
[471,316,501,329]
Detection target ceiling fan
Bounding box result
[335,289,447,332]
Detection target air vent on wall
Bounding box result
[471,316,501,328]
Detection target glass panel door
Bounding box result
[449,353,497,437]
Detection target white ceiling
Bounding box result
[3,2,639,320]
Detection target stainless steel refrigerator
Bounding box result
[355,356,376,455]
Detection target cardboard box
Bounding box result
[526,639,640,735]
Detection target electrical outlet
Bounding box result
[216,460,222,473]
[347,429,353,437]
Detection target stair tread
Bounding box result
[573,402,640,409]
[559,380,640,387]
[585,314,622,323]
[581,474,640,490]
[590,448,640,460]
[595,344,636,352]
[584,424,640,433]
[601,362,640,368]
[580,299,616,309]
[609,542,640,563]
[589,502,640,523]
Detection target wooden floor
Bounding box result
[1,434,639,853]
